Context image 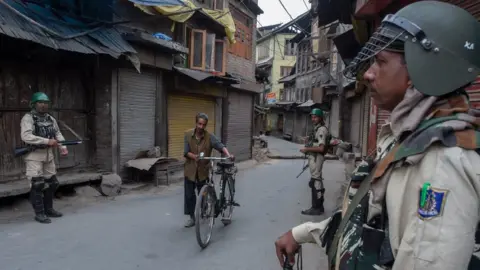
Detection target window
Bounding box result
[284,39,296,56]
[189,29,227,75]
[280,66,293,77]
[214,0,224,10]
[257,43,270,60]
[228,5,253,60]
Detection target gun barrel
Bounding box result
[14,147,30,157]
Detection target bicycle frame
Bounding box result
[198,153,236,215]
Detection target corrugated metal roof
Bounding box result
[0,0,136,58]
[127,0,186,6]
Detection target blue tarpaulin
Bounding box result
[127,0,186,6]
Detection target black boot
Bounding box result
[44,176,63,218]
[301,187,325,216]
[30,178,51,224]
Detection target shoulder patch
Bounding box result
[417,184,449,220]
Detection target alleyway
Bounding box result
[0,159,346,270]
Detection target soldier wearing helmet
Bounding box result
[299,108,330,216]
[20,92,68,224]
[275,2,480,269]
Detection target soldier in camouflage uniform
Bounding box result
[300,108,329,216]
[275,2,480,269]
[21,92,68,224]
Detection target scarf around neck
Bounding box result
[373,87,480,180]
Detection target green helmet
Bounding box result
[30,92,50,107]
[345,1,480,96]
[310,108,324,117]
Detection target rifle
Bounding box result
[296,162,309,178]
[14,140,83,157]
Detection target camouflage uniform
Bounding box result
[290,2,480,270]
[302,108,330,216]
[21,92,66,224]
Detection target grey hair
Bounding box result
[196,113,209,123]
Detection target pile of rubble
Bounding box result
[252,136,270,163]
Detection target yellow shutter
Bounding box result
[167,94,216,160]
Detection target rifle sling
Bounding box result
[326,163,378,264]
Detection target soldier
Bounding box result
[183,113,234,228]
[20,92,68,224]
[275,2,480,269]
[299,108,329,216]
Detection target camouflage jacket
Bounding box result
[326,94,480,270]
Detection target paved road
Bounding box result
[0,159,345,270]
[266,136,303,156]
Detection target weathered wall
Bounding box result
[93,59,114,172]
[0,38,97,183]
[227,0,257,81]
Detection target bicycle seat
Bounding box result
[217,161,235,168]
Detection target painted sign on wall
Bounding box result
[266,92,276,104]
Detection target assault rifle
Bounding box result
[296,134,314,178]
[296,163,309,178]
[14,140,83,157]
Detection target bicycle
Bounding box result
[195,152,238,249]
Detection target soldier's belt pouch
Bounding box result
[321,210,342,252]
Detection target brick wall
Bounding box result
[93,60,113,172]
[227,1,257,81]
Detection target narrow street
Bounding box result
[0,158,345,270]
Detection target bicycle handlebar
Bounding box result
[198,152,234,162]
[199,157,230,161]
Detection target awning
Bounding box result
[278,74,297,83]
[243,0,264,15]
[256,57,273,68]
[127,0,187,6]
[173,66,239,84]
[332,29,363,66]
[0,0,136,59]
[231,81,263,93]
[123,31,188,54]
[298,100,316,108]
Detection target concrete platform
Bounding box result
[0,172,102,198]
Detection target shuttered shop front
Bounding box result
[349,96,363,153]
[225,91,253,162]
[168,94,216,160]
[328,97,340,138]
[119,68,156,169]
[377,109,390,136]
[284,111,294,136]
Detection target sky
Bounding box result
[257,0,310,28]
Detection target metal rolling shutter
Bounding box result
[377,109,390,137]
[284,111,294,136]
[467,78,480,108]
[119,68,156,169]
[329,97,340,138]
[168,94,216,160]
[349,96,362,152]
[225,91,253,162]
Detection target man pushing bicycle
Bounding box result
[183,112,235,228]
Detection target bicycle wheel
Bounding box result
[195,185,216,248]
[221,176,235,226]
